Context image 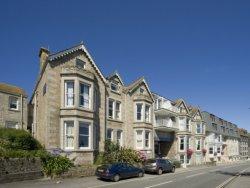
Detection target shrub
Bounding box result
[0,128,42,150]
[42,155,74,178]
[171,160,181,168]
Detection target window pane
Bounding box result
[6,121,18,129]
[108,100,114,118]
[107,129,113,140]
[65,121,74,149]
[9,97,18,110]
[136,104,142,120]
[117,130,122,146]
[136,130,143,148]
[145,131,150,147]
[79,83,90,108]
[145,105,150,122]
[79,122,89,148]
[115,102,121,119]
[65,81,74,107]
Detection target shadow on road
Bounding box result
[211,170,250,177]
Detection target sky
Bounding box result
[0,0,249,131]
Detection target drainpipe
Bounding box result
[20,94,23,129]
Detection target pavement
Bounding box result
[1,161,249,188]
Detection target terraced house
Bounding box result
[29,43,154,165]
[153,93,206,167]
[238,128,248,160]
[202,111,240,163]
[0,83,28,130]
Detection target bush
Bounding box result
[171,160,181,168]
[95,140,144,165]
[42,155,74,178]
[0,128,42,150]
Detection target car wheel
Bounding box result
[171,166,175,173]
[157,168,163,175]
[113,174,120,182]
[138,172,144,177]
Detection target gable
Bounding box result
[178,101,189,114]
[194,110,203,120]
[128,80,154,102]
[107,73,124,86]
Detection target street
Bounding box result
[1,162,249,188]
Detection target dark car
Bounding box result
[144,159,175,175]
[95,163,144,182]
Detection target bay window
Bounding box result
[65,81,74,107]
[196,123,201,134]
[108,99,114,118]
[115,102,121,120]
[108,99,121,120]
[79,122,90,149]
[79,83,90,108]
[64,121,74,149]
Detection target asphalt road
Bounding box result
[1,161,250,188]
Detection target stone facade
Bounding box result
[0,83,28,130]
[30,44,154,164]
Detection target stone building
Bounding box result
[153,93,206,166]
[202,111,240,162]
[30,43,154,164]
[238,128,248,160]
[0,82,28,129]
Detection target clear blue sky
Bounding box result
[0,0,249,131]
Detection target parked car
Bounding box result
[144,158,175,175]
[95,162,144,182]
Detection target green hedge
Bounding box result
[0,128,73,178]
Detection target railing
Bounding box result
[155,99,180,113]
[155,119,178,129]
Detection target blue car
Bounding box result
[95,162,144,182]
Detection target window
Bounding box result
[139,88,144,94]
[115,102,121,120]
[117,130,122,146]
[136,130,143,148]
[65,121,74,149]
[145,131,150,148]
[79,122,90,148]
[196,139,201,151]
[43,83,47,95]
[79,83,90,108]
[180,155,185,164]
[145,105,150,122]
[209,147,213,154]
[76,58,85,69]
[108,99,114,119]
[196,124,201,134]
[217,147,221,153]
[111,82,118,92]
[9,96,18,110]
[5,121,18,129]
[179,137,185,151]
[65,81,74,107]
[107,129,113,141]
[136,103,143,121]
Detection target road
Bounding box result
[1,161,250,188]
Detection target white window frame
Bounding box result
[110,82,119,92]
[179,136,185,151]
[115,101,121,120]
[145,131,150,148]
[108,99,114,119]
[135,103,143,122]
[145,104,151,123]
[64,81,75,107]
[79,122,91,149]
[117,130,123,146]
[196,139,201,151]
[135,129,143,149]
[107,128,113,141]
[196,123,202,134]
[79,82,91,109]
[9,96,19,110]
[5,121,18,129]
[64,121,75,150]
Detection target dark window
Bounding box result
[43,83,47,95]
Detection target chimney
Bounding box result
[39,47,50,72]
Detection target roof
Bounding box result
[0,82,27,97]
[106,70,124,85]
[125,77,154,101]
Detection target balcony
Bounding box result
[155,119,179,132]
[155,98,179,116]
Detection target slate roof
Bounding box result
[0,82,27,97]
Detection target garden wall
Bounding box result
[0,158,43,183]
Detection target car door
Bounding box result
[165,160,172,171]
[127,164,138,177]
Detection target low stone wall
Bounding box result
[0,158,43,183]
[61,166,97,178]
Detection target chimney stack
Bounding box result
[39,47,50,72]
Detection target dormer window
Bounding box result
[75,58,85,69]
[111,82,119,92]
